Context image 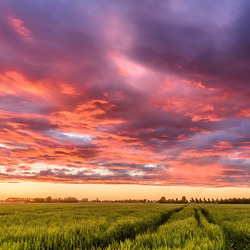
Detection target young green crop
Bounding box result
[0,203,249,249]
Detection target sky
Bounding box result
[0,0,249,199]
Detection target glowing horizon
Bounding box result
[0,1,249,198]
[1,183,249,201]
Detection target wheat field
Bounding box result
[0,203,249,249]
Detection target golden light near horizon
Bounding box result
[1,183,249,200]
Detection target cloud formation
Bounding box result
[0,0,249,187]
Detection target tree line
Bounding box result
[189,197,250,204]
[159,196,250,204]
[5,196,250,204]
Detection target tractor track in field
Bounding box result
[95,205,186,249]
[198,207,250,250]
[198,207,232,249]
[194,207,230,249]
[193,207,202,228]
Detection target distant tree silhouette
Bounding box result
[46,196,52,203]
[63,197,78,203]
[181,196,188,203]
[159,196,167,203]
[34,198,45,203]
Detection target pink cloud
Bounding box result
[9,17,31,40]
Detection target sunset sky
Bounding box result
[0,0,249,199]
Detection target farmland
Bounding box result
[0,203,249,249]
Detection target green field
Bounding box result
[0,203,249,249]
